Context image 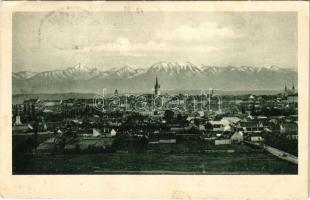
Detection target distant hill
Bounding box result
[13,62,297,94]
[12,93,96,104]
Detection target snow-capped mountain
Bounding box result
[26,64,100,83]
[148,61,203,76]
[108,65,141,78]
[201,65,255,73]
[200,65,295,74]
[13,62,297,94]
[14,71,38,79]
[201,65,225,74]
[91,65,145,80]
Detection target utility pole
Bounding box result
[102,88,106,112]
[218,96,222,113]
[152,88,155,111]
[208,88,212,111]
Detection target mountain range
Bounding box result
[13,62,297,94]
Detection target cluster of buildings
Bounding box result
[12,77,298,154]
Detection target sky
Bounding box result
[13,11,297,72]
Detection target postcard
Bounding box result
[0,1,309,199]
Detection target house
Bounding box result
[214,139,231,145]
[220,117,241,133]
[148,131,176,144]
[250,136,264,142]
[287,135,298,140]
[14,115,22,125]
[13,124,30,133]
[257,116,268,120]
[197,111,205,117]
[223,124,232,132]
[43,100,61,107]
[93,128,101,137]
[110,129,117,136]
[62,99,75,107]
[239,121,264,134]
[209,121,225,132]
[248,95,256,101]
[230,131,243,143]
[287,94,298,104]
[280,122,298,135]
[139,111,155,116]
[221,117,241,125]
[199,124,206,131]
[43,108,56,114]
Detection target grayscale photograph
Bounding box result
[12,11,298,174]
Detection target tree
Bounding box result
[205,121,213,130]
[163,110,175,122]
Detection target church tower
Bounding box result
[154,76,160,96]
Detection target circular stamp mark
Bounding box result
[37,7,102,51]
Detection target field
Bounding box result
[13,145,297,175]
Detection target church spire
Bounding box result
[114,89,118,96]
[155,76,159,87]
[154,76,160,96]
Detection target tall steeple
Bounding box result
[154,76,160,96]
[114,89,118,96]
